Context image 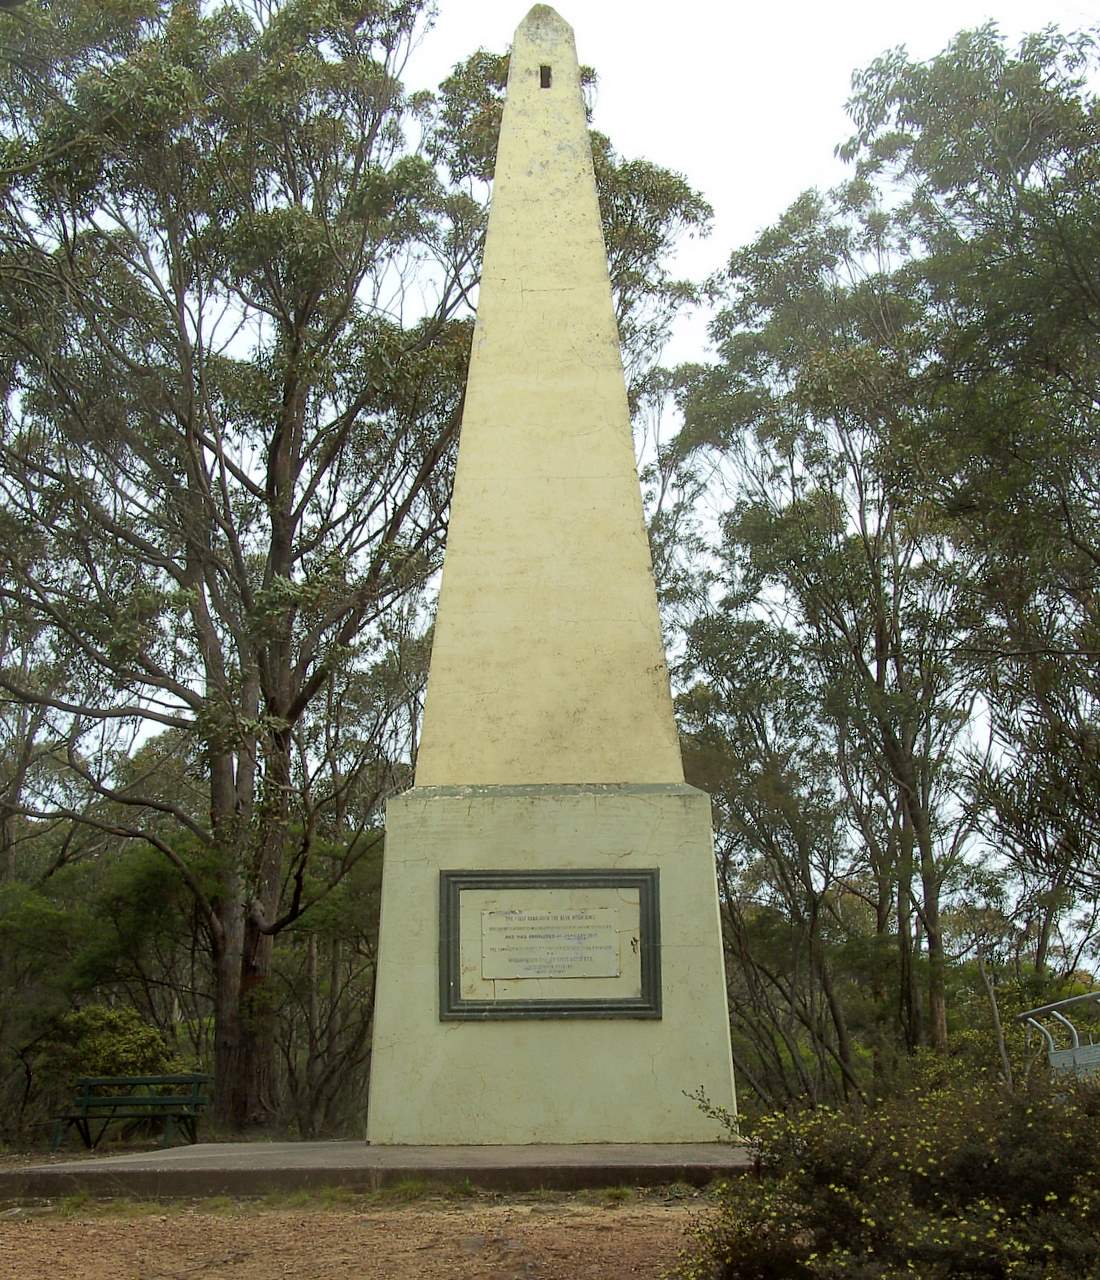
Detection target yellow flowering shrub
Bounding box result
[673,1073,1100,1279]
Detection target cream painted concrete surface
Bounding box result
[414,4,683,786]
[367,786,737,1145]
[368,7,737,1146]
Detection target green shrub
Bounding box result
[675,1072,1100,1279]
[49,1004,180,1080]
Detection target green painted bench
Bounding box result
[51,1074,213,1152]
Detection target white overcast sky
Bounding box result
[409,0,1096,360]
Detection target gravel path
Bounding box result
[0,1193,706,1279]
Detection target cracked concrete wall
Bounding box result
[414,3,683,787]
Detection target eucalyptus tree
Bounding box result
[0,0,472,1126]
[841,24,1100,907]
[0,0,712,1126]
[0,614,50,880]
[679,188,978,1053]
[679,618,864,1105]
[676,24,1100,1076]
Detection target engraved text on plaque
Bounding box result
[481,908,621,979]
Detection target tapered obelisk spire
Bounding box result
[367,7,736,1148]
[415,4,683,787]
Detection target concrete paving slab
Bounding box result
[0,1141,750,1201]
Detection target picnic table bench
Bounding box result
[51,1073,213,1152]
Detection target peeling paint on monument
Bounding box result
[366,6,736,1146]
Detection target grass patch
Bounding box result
[55,1191,92,1216]
[662,1181,705,1200]
[602,1185,635,1203]
[94,1197,174,1217]
[374,1177,454,1202]
[258,1185,365,1211]
[443,1177,477,1200]
[26,1180,481,1218]
[39,1195,212,1219]
[573,1185,637,1205]
[196,1195,241,1215]
[11,1177,710,1220]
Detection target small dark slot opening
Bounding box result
[540,64,552,88]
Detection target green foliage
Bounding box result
[678,1073,1100,1279]
[838,25,1100,903]
[592,130,712,384]
[270,831,382,1136]
[673,18,1100,1115]
[429,48,513,185]
[46,1004,178,1080]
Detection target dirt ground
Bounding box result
[0,1192,710,1280]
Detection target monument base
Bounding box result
[366,784,736,1145]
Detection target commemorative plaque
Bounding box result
[439,869,661,1020]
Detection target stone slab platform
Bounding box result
[1,1142,750,1202]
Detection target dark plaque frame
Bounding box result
[439,868,662,1020]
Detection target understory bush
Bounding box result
[46,1005,180,1081]
[675,1069,1100,1279]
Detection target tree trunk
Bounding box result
[212,897,245,1129]
[237,920,277,1126]
[897,809,921,1051]
[912,803,948,1052]
[228,725,295,1128]
[209,751,250,1130]
[1,805,16,881]
[872,872,893,1081]
[976,946,1013,1090]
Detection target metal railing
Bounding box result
[1017,992,1100,1078]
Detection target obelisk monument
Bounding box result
[367,4,735,1144]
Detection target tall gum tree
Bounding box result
[679,185,978,1057]
[677,23,1100,1069]
[679,619,862,1105]
[840,25,1100,920]
[0,0,473,1126]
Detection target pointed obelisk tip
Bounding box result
[518,4,572,37]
